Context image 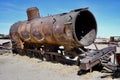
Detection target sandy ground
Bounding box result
[0,44,120,80]
[0,53,114,80]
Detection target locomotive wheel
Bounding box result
[28,52,34,58]
[12,48,18,54]
[38,53,44,60]
[18,49,25,56]
[44,54,51,61]
[34,53,40,58]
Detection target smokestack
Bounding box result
[27,7,40,21]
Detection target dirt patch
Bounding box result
[0,53,119,80]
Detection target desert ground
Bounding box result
[0,39,120,80]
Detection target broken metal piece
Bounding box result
[80,46,116,70]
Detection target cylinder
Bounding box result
[27,7,40,21]
[10,7,97,50]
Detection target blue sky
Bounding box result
[0,0,120,38]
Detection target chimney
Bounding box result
[27,7,40,21]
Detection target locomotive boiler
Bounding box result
[10,7,97,59]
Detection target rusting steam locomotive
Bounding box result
[10,7,119,73]
[10,7,97,58]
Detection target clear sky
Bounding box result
[0,0,120,38]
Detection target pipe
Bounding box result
[27,7,40,21]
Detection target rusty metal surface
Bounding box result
[27,7,40,21]
[0,39,12,54]
[80,46,116,70]
[116,53,120,65]
[10,7,97,51]
[110,36,120,42]
[110,36,115,42]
